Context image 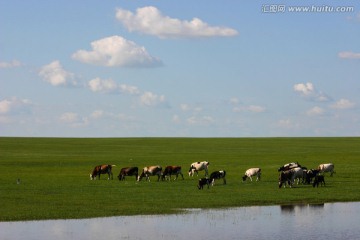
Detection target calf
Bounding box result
[279,170,294,188]
[117,167,138,181]
[198,178,210,190]
[242,168,261,182]
[209,170,226,186]
[317,163,335,176]
[313,175,325,187]
[161,166,184,181]
[90,164,115,180]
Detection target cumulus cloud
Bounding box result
[116,6,238,38]
[331,99,356,109]
[293,82,331,102]
[72,35,162,67]
[88,77,140,95]
[59,112,89,127]
[307,106,325,116]
[140,91,165,106]
[338,51,360,59]
[0,97,32,115]
[39,61,77,87]
[0,60,22,68]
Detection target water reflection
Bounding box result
[1,202,359,240]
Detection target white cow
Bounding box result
[242,168,261,181]
[317,163,335,176]
[290,167,305,184]
[188,161,209,177]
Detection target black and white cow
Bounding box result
[117,167,138,181]
[278,162,301,172]
[209,170,226,186]
[242,168,261,182]
[188,161,209,177]
[198,178,211,190]
[305,169,320,184]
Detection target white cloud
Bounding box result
[233,105,265,113]
[331,99,356,109]
[88,78,118,93]
[338,51,360,59]
[229,97,240,105]
[72,35,162,67]
[90,110,104,119]
[186,116,214,125]
[119,84,140,95]
[116,6,238,38]
[293,82,330,102]
[59,112,89,127]
[0,60,22,68]
[307,106,325,116]
[0,97,32,115]
[39,60,77,87]
[140,91,165,106]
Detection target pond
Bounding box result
[1,202,359,240]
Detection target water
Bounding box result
[1,202,360,240]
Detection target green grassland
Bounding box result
[1,137,359,221]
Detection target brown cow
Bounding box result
[117,167,138,181]
[90,164,115,180]
[137,166,162,182]
[161,166,184,181]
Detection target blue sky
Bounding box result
[1,0,360,137]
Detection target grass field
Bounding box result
[1,137,359,221]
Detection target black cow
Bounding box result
[209,170,226,186]
[305,169,320,184]
[198,178,210,190]
[279,170,294,188]
[313,175,325,187]
[117,167,138,181]
[161,166,184,181]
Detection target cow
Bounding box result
[242,168,261,182]
[117,167,138,181]
[305,169,320,184]
[137,166,162,182]
[279,170,294,188]
[209,170,226,186]
[317,163,335,176]
[290,167,305,185]
[198,178,210,190]
[90,164,115,180]
[313,175,325,187]
[278,162,301,172]
[161,166,184,181]
[188,161,209,177]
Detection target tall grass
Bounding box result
[1,137,359,221]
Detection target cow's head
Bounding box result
[90,173,95,180]
[242,175,247,181]
[188,168,195,177]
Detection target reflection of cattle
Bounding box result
[305,169,320,184]
[278,162,300,172]
[242,168,261,182]
[279,170,294,188]
[210,170,226,186]
[90,164,115,180]
[313,175,325,187]
[188,161,209,177]
[198,178,210,190]
[161,166,184,181]
[117,167,138,181]
[138,166,162,182]
[317,163,335,176]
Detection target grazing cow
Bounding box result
[117,167,138,181]
[138,166,162,182]
[198,178,210,190]
[90,164,115,180]
[278,162,301,172]
[305,169,320,184]
[242,168,261,182]
[278,170,294,188]
[188,161,210,177]
[313,175,325,187]
[161,166,184,181]
[317,163,335,176]
[290,167,305,185]
[210,170,226,186]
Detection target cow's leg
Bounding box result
[223,178,226,185]
[249,176,253,182]
[180,172,184,180]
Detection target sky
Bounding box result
[1,0,360,137]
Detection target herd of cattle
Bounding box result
[89,161,335,189]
